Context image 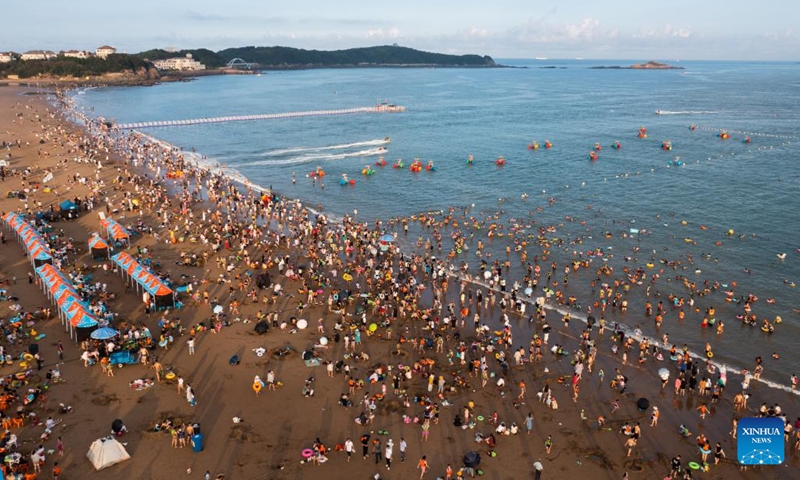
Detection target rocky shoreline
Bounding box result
[592,61,684,70]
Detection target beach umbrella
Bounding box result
[379,234,395,242]
[636,397,650,412]
[213,305,224,315]
[296,319,308,330]
[91,327,119,340]
[464,451,481,468]
[658,368,670,381]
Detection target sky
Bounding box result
[4,0,798,61]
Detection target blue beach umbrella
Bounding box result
[90,327,119,340]
[379,234,395,242]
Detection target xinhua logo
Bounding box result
[737,417,784,465]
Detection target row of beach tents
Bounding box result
[2,212,54,266]
[2,212,101,338]
[3,212,175,337]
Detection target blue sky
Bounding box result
[6,0,797,60]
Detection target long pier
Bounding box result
[116,104,405,130]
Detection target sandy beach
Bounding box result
[0,83,797,480]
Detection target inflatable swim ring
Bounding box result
[302,448,314,459]
[165,372,176,380]
[477,415,485,421]
[688,462,700,470]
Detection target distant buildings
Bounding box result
[7,45,117,62]
[95,45,117,58]
[152,54,206,71]
[62,50,90,59]
[20,50,57,61]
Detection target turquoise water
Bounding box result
[74,60,800,385]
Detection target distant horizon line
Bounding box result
[498,58,799,63]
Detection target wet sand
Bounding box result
[0,85,796,480]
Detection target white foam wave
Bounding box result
[239,147,387,167]
[259,138,390,157]
[656,110,717,115]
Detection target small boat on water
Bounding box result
[655,110,663,115]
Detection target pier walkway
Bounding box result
[116,104,405,130]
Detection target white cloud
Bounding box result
[509,17,619,45]
[366,27,402,40]
[463,26,489,39]
[761,28,795,41]
[564,18,601,41]
[633,24,692,39]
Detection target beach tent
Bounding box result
[86,437,130,471]
[66,303,99,329]
[88,234,111,260]
[2,213,54,266]
[29,243,54,267]
[111,252,175,310]
[100,218,131,244]
[59,200,78,215]
[34,263,101,342]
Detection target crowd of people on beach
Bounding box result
[67,91,800,477]
[0,89,797,479]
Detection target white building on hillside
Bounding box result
[0,52,14,63]
[63,50,89,59]
[152,54,206,71]
[95,45,117,58]
[21,50,57,61]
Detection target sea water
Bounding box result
[73,59,800,387]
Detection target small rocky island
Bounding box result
[591,61,684,70]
